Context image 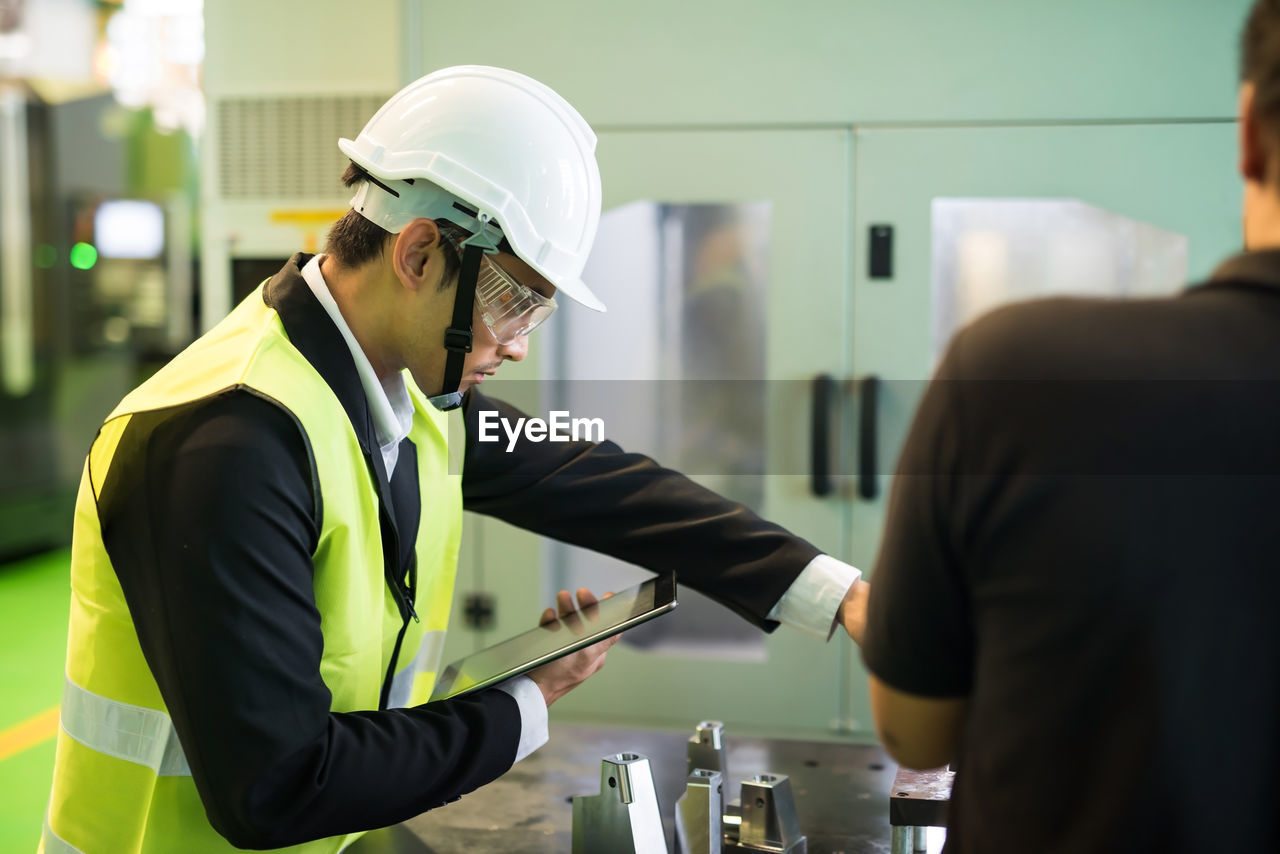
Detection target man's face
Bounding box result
[1238,81,1278,251]
[458,298,527,392]
[462,250,559,391]
[422,248,558,396]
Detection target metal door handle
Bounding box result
[811,373,836,497]
[858,375,881,500]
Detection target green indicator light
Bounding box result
[69,242,98,271]
[34,244,56,269]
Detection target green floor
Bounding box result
[0,549,72,853]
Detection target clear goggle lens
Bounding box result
[439,224,557,344]
[475,256,556,344]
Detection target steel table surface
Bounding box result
[346,722,904,854]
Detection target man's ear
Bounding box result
[391,218,442,291]
[1241,82,1269,185]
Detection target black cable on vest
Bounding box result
[440,242,482,400]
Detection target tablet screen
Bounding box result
[429,573,677,701]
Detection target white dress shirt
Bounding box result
[300,254,861,764]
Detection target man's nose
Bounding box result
[498,334,529,361]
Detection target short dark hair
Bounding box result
[1243,1,1280,155]
[323,163,395,269]
[323,163,462,290]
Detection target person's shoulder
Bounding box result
[945,293,1187,381]
[130,387,309,459]
[97,388,317,526]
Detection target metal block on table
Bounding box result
[572,752,669,854]
[687,720,728,781]
[675,768,723,854]
[723,773,806,854]
[888,765,953,853]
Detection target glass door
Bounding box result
[457,128,861,734]
[848,121,1240,593]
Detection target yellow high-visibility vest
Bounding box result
[42,284,462,853]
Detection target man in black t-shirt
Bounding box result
[861,2,1280,851]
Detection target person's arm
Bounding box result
[99,391,520,849]
[496,587,620,763]
[460,390,822,629]
[839,577,871,646]
[860,341,975,770]
[868,677,966,770]
[765,553,868,642]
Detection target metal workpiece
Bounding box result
[888,765,952,830]
[687,720,728,781]
[723,774,806,854]
[889,826,929,854]
[889,765,951,854]
[572,752,669,854]
[675,769,723,854]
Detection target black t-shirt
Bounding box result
[862,250,1280,853]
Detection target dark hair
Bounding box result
[1243,1,1280,156]
[323,163,462,290]
[323,163,395,269]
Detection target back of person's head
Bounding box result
[1243,1,1280,162]
[325,164,402,271]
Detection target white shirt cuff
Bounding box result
[494,675,549,764]
[766,554,862,641]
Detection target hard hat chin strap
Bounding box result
[438,241,484,408]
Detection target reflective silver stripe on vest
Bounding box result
[42,816,85,854]
[387,629,447,709]
[60,677,192,776]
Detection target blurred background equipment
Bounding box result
[0,0,199,560]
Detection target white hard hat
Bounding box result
[339,65,605,311]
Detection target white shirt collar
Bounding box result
[299,254,414,476]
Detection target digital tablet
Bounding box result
[429,573,678,701]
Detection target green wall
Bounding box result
[418,0,1251,127]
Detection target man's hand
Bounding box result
[527,588,617,707]
[838,579,870,646]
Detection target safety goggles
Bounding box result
[474,254,557,344]
[440,226,557,344]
